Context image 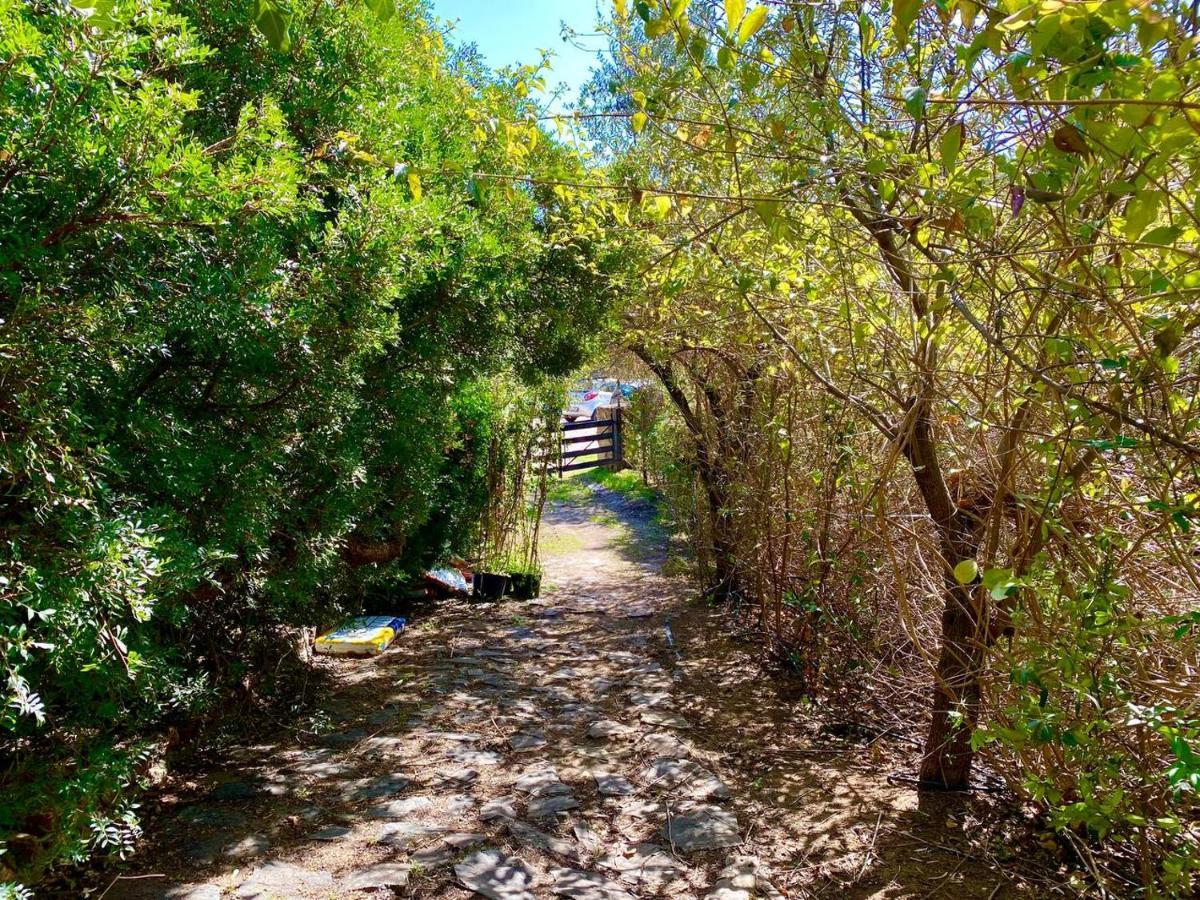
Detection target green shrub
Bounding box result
[977,550,1200,895]
[0,0,612,883]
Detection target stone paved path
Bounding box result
[92,482,1029,900]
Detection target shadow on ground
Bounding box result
[72,481,1049,899]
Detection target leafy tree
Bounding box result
[0,0,612,882]
[578,0,1200,890]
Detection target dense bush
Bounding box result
[0,0,612,883]
[579,0,1200,892]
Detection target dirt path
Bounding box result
[94,485,1037,900]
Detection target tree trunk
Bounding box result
[631,345,744,600]
[900,396,985,790]
[919,574,984,789]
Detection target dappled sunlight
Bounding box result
[92,485,1034,899]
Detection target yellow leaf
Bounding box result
[632,111,648,133]
[953,560,978,585]
[737,6,767,45]
[407,172,422,201]
[724,0,745,33]
[957,0,977,28]
[614,0,627,22]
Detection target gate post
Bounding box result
[613,408,623,469]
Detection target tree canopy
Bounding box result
[2,0,1199,895]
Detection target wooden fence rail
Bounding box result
[536,412,623,477]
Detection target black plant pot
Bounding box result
[507,573,541,600]
[473,571,510,601]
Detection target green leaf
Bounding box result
[754,199,780,228]
[737,6,768,45]
[1124,190,1163,241]
[363,0,395,22]
[645,16,671,38]
[982,567,1019,600]
[893,0,920,46]
[1142,225,1180,246]
[253,0,294,52]
[724,0,745,33]
[902,85,927,118]
[953,559,979,585]
[668,0,690,22]
[940,122,964,172]
[70,0,118,29]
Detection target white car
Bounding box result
[564,390,614,422]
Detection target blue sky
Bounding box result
[432,0,606,111]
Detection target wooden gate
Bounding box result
[547,413,623,476]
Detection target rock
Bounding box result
[639,709,690,729]
[550,867,636,900]
[419,730,484,742]
[446,831,487,848]
[378,821,449,848]
[164,886,221,900]
[416,831,487,865]
[342,771,411,801]
[513,768,563,794]
[705,857,785,900]
[445,792,477,815]
[223,834,271,859]
[455,849,537,900]
[480,795,519,821]
[665,806,741,852]
[318,728,368,747]
[627,691,672,708]
[641,758,730,799]
[506,819,579,860]
[613,798,660,818]
[641,732,692,757]
[476,673,512,688]
[440,767,480,786]
[359,735,407,755]
[411,842,456,869]
[235,862,334,898]
[447,745,504,766]
[594,773,635,797]
[596,843,687,890]
[572,821,603,852]
[586,720,632,740]
[311,825,352,841]
[343,862,410,892]
[509,730,548,752]
[287,752,354,778]
[527,793,580,819]
[366,795,433,819]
